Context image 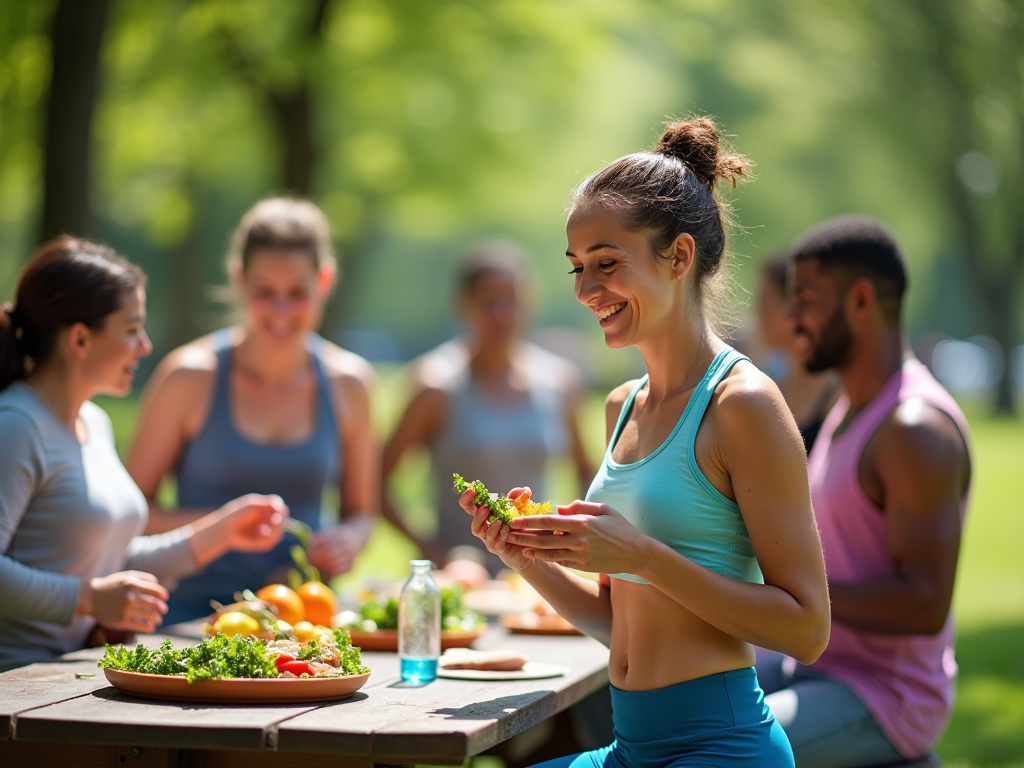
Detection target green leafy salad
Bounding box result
[452,473,552,525]
[339,585,485,633]
[98,629,369,684]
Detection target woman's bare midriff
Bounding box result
[608,577,754,691]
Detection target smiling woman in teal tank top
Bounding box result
[457,118,831,767]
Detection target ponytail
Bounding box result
[0,236,145,393]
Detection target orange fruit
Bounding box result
[297,581,337,627]
[255,584,305,625]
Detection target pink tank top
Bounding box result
[807,359,970,758]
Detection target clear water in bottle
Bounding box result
[399,559,440,684]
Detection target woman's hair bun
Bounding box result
[655,117,752,190]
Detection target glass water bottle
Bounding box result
[398,559,441,684]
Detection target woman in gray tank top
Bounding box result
[127,198,378,623]
[0,237,287,670]
[381,242,593,575]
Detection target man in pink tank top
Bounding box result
[755,216,971,767]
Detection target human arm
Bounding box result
[0,409,170,632]
[828,399,968,635]
[125,493,288,585]
[380,383,448,562]
[126,345,218,533]
[507,370,831,664]
[307,349,380,577]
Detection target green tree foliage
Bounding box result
[0,0,1021,409]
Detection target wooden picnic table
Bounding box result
[0,624,610,767]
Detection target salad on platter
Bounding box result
[98,628,369,683]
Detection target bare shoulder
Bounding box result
[713,359,789,426]
[147,335,220,394]
[605,379,641,423]
[521,342,584,391]
[874,399,969,475]
[409,339,467,392]
[317,338,377,393]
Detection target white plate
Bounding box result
[437,662,569,681]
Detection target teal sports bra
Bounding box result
[586,347,764,585]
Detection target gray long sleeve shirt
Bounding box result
[0,382,198,671]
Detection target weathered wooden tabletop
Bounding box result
[0,625,609,768]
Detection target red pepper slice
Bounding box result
[278,660,311,676]
[273,654,296,669]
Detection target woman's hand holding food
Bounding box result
[77,570,169,633]
[188,494,289,566]
[458,486,532,571]
[506,499,652,575]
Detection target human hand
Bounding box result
[308,519,371,578]
[506,500,653,574]
[216,494,289,553]
[458,486,531,571]
[79,571,169,633]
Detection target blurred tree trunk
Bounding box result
[39,0,111,243]
[169,181,209,349]
[218,0,331,196]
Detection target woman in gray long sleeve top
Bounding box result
[0,236,289,671]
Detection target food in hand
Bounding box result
[98,629,368,683]
[297,581,337,627]
[439,648,528,671]
[255,584,306,625]
[453,474,553,525]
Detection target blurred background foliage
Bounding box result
[2,0,1023,410]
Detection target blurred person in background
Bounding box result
[127,198,378,624]
[756,216,971,767]
[755,256,840,453]
[381,241,593,575]
[0,237,287,671]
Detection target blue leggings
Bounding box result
[532,668,793,768]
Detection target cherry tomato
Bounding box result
[278,660,311,676]
[273,654,296,669]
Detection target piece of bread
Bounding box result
[439,649,528,671]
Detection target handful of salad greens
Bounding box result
[98,629,368,684]
[452,473,553,525]
[340,585,484,633]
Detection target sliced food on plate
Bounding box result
[438,648,529,671]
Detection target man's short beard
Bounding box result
[804,306,854,373]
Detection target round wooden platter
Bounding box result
[347,625,487,653]
[102,668,371,704]
[499,613,582,636]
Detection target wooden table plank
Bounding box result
[0,625,610,767]
[278,632,610,764]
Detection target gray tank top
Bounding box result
[165,331,339,623]
[428,346,569,568]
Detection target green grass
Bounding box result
[936,412,1024,768]
[94,381,1024,767]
